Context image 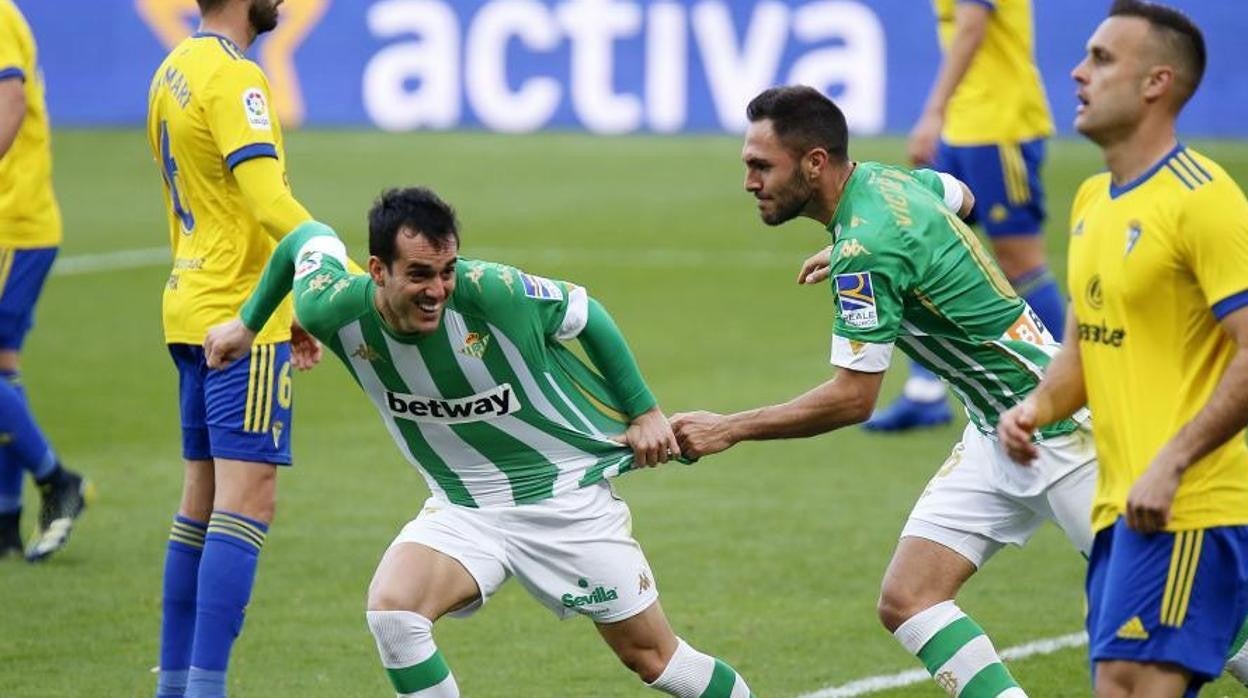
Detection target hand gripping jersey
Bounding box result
[244,223,648,508]
[826,162,1082,443]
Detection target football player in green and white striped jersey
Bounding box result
[204,188,752,698]
[672,86,1097,698]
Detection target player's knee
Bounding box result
[876,583,924,633]
[614,644,668,684]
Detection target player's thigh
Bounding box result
[1035,458,1097,557]
[505,482,660,624]
[1087,520,1248,690]
[203,341,294,468]
[1094,659,1190,698]
[377,498,509,621]
[902,429,1042,570]
[949,140,1047,239]
[880,536,978,613]
[212,458,277,522]
[0,247,57,356]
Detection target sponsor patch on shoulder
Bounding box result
[520,272,564,301]
[294,251,323,280]
[242,87,271,130]
[835,272,879,329]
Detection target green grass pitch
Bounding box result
[2,130,1248,697]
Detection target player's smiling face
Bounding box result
[248,0,282,35]
[372,229,459,336]
[1071,16,1153,144]
[742,119,815,227]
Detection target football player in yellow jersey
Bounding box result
[0,0,93,563]
[869,0,1066,432]
[1000,2,1248,695]
[145,1,321,696]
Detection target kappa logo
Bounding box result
[465,264,486,292]
[838,239,871,260]
[638,570,652,594]
[835,272,879,329]
[241,88,271,130]
[1125,221,1143,257]
[385,384,520,424]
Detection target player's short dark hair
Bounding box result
[195,0,229,14]
[1109,0,1205,106]
[368,187,460,266]
[745,86,849,162]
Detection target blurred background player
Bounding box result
[145,0,321,695]
[999,2,1248,695]
[203,189,753,698]
[0,0,93,563]
[868,0,1065,432]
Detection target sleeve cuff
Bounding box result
[0,67,24,82]
[1212,289,1248,320]
[830,336,894,373]
[225,142,278,170]
[937,172,965,213]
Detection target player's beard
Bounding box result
[759,171,814,226]
[249,0,280,35]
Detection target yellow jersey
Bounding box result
[0,0,61,248]
[1068,145,1248,532]
[146,32,294,345]
[934,0,1053,145]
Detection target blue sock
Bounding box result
[158,515,208,698]
[0,370,56,481]
[0,449,19,515]
[1012,266,1066,341]
[187,511,269,698]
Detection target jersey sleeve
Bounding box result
[1180,179,1248,320]
[0,12,25,81]
[456,261,588,340]
[827,233,916,373]
[201,59,278,170]
[240,221,368,341]
[910,168,965,213]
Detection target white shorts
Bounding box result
[902,424,1098,568]
[390,481,659,624]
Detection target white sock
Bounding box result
[893,601,1026,697]
[1227,640,1248,685]
[903,376,947,402]
[647,638,751,697]
[366,610,459,697]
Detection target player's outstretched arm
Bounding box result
[0,77,25,159]
[671,368,885,459]
[998,308,1086,464]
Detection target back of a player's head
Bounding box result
[1109,0,1205,107]
[746,86,849,162]
[196,0,229,15]
[368,187,460,267]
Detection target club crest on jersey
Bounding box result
[835,272,879,329]
[352,343,382,363]
[242,88,271,130]
[271,420,284,448]
[385,384,520,424]
[459,331,491,359]
[1125,221,1143,257]
[520,273,563,301]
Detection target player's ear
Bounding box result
[804,148,827,180]
[1142,65,1174,103]
[367,256,388,286]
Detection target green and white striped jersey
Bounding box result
[826,162,1084,438]
[266,223,647,508]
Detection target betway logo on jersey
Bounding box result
[385,384,520,424]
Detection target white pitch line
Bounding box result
[49,245,809,277]
[797,632,1088,698]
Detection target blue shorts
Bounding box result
[168,342,293,465]
[0,247,57,350]
[1086,518,1248,691]
[933,139,1046,237]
